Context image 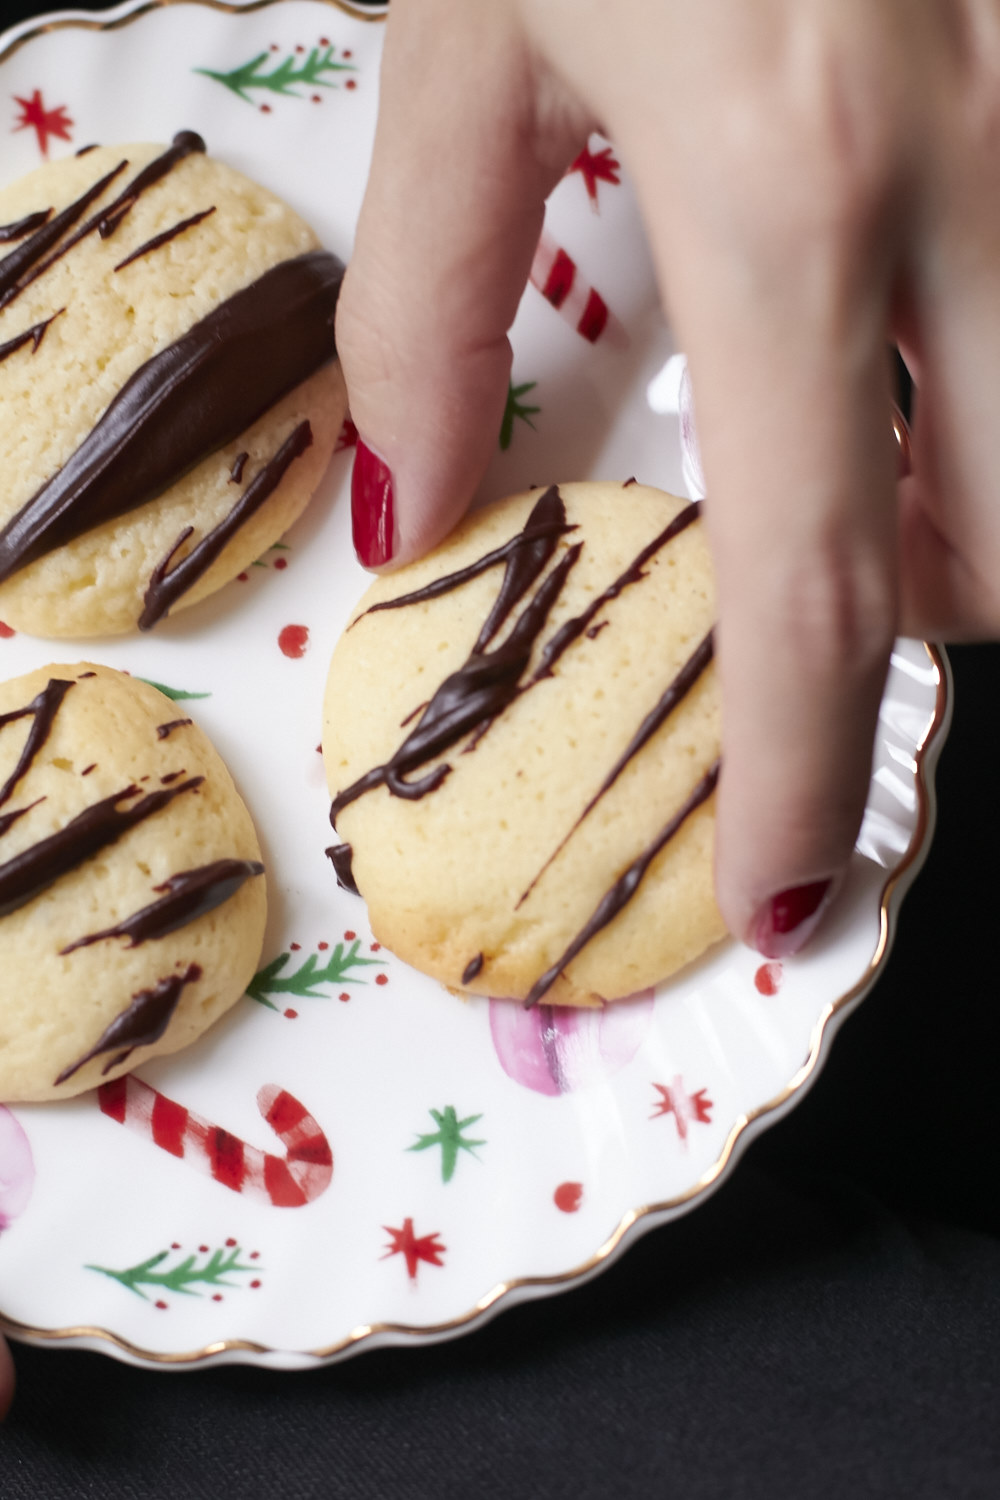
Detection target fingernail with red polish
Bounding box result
[351,439,395,567]
[753,878,833,960]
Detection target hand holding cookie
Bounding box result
[337,0,1000,957]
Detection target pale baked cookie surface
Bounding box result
[0,135,346,636]
[0,663,266,1101]
[323,481,725,1008]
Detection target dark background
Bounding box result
[1,2,998,1494]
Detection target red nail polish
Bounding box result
[351,439,395,567]
[753,878,833,960]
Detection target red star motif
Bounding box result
[335,415,359,452]
[651,1076,713,1143]
[382,1217,446,1280]
[568,143,621,210]
[13,89,73,158]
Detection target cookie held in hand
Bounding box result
[324,481,724,1007]
[0,663,266,1101]
[0,133,346,636]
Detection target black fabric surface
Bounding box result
[1,2,999,1492]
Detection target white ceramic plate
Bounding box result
[0,0,949,1370]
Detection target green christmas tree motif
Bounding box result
[195,44,356,104]
[246,939,385,1009]
[87,1243,260,1302]
[136,678,211,702]
[499,379,540,451]
[407,1105,486,1182]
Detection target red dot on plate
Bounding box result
[370,943,381,952]
[295,44,304,53]
[237,572,249,582]
[278,623,309,658]
[155,1300,168,1310]
[225,1237,236,1248]
[318,941,329,951]
[339,992,350,1003]
[171,1242,181,1250]
[284,1008,298,1020]
[274,556,288,570]
[554,1181,583,1213]
[250,1251,260,1260]
[344,931,356,941]
[754,961,783,996]
[199,1245,209,1254]
[319,36,330,45]
[260,104,272,114]
[290,942,301,951]
[345,79,357,90]
[375,973,388,986]
[212,1294,223,1302]
[0,622,14,639]
[312,95,322,104]
[342,49,352,58]
[251,1279,262,1289]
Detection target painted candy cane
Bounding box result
[98,1077,332,1208]
[529,230,626,348]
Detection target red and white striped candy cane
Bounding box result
[529,230,625,347]
[97,1076,332,1208]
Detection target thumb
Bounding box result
[336,0,590,568]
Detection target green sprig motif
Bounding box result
[136,678,211,701]
[87,1244,259,1301]
[499,380,541,451]
[195,45,356,104]
[408,1105,486,1183]
[246,940,385,1008]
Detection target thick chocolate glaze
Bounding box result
[0,776,202,919]
[60,857,264,952]
[0,208,52,243]
[326,841,358,894]
[0,309,62,366]
[139,419,313,628]
[55,961,202,1085]
[0,133,206,313]
[0,251,341,586]
[523,760,721,1007]
[517,627,715,907]
[355,487,573,635]
[114,205,216,272]
[330,541,581,820]
[0,676,74,811]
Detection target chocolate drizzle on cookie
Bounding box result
[113,205,217,272]
[54,962,203,1084]
[0,676,74,812]
[155,718,192,740]
[139,419,314,628]
[326,842,358,894]
[0,776,202,920]
[330,526,582,819]
[522,760,721,1007]
[0,308,62,366]
[0,132,207,312]
[0,208,53,243]
[0,250,341,587]
[60,858,264,952]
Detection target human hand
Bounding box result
[336,0,1000,955]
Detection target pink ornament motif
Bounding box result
[490,990,654,1096]
[0,1105,35,1230]
[650,1077,713,1143]
[97,1077,333,1207]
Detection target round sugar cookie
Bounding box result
[323,481,725,1008]
[0,133,347,636]
[0,662,267,1101]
